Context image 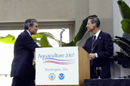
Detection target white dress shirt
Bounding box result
[93,30,101,58]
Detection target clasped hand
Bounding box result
[89,53,96,60]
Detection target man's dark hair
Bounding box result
[24,19,37,30]
[88,17,100,27]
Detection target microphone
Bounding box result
[60,28,65,35]
[60,28,65,47]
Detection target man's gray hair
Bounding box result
[88,17,100,28]
[24,19,37,30]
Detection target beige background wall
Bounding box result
[0,0,76,21]
[89,0,113,36]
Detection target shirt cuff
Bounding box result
[95,53,98,58]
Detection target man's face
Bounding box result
[86,19,95,32]
[28,22,39,35]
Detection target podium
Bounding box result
[35,46,90,86]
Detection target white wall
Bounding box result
[112,0,130,78]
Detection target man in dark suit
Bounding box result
[83,17,113,79]
[11,19,40,86]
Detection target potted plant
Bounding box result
[112,0,130,69]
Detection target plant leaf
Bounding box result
[73,15,97,44]
[113,52,130,68]
[32,33,43,39]
[121,19,130,34]
[40,33,52,47]
[117,0,130,19]
[0,34,16,44]
[32,32,60,47]
[62,41,75,46]
[113,36,130,56]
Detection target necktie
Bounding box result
[92,36,96,45]
[91,36,96,52]
[91,36,96,65]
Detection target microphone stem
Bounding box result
[60,28,65,47]
[60,36,62,47]
[60,32,63,47]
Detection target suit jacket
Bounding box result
[83,31,113,78]
[11,30,39,81]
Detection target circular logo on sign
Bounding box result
[49,73,56,80]
[58,73,65,80]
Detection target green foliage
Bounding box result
[117,0,130,19]
[121,19,130,34]
[0,34,16,44]
[112,0,130,69]
[33,61,36,69]
[32,32,59,47]
[62,41,75,46]
[113,52,130,68]
[113,36,130,68]
[73,15,97,44]
[113,36,130,55]
[117,0,130,34]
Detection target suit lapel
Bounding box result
[93,31,103,51]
